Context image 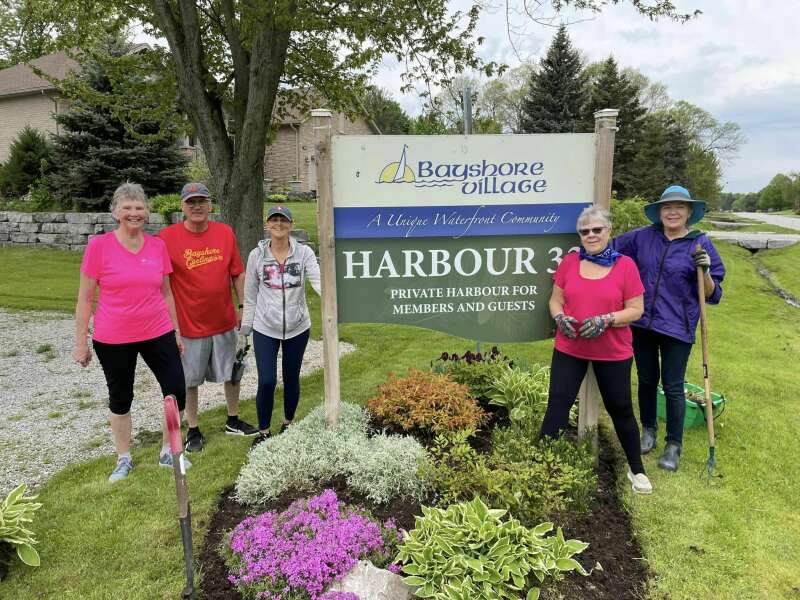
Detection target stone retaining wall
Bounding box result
[0,211,218,252]
[0,211,313,252]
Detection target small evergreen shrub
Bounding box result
[235,403,428,505]
[0,126,53,198]
[367,368,487,436]
[395,497,588,600]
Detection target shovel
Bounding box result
[163,394,195,599]
[695,245,718,480]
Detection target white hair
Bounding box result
[110,182,149,212]
[576,206,612,230]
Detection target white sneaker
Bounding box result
[627,470,653,494]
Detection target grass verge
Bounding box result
[756,242,800,302]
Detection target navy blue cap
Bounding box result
[266,205,293,222]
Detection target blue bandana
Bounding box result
[579,245,622,267]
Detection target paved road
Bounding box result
[734,212,800,231]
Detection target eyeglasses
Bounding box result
[184,198,209,206]
[578,227,607,236]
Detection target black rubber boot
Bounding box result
[640,427,657,455]
[658,442,682,471]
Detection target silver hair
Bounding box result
[110,182,149,212]
[576,206,612,230]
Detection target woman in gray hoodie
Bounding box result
[239,206,321,444]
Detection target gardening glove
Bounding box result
[554,313,579,339]
[238,324,253,337]
[692,247,711,272]
[579,313,615,339]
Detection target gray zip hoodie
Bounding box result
[240,237,321,339]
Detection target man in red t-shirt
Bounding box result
[159,182,258,451]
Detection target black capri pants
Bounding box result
[93,330,186,415]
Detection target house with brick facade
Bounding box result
[0,51,78,163]
[0,51,378,194]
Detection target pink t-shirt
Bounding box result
[81,232,174,344]
[553,252,644,361]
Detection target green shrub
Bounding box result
[150,193,182,221]
[367,368,487,436]
[395,497,588,600]
[0,484,42,567]
[0,126,53,198]
[266,193,288,204]
[235,403,429,505]
[422,428,596,524]
[432,347,513,400]
[610,197,650,236]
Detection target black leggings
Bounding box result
[93,330,186,415]
[540,349,644,474]
[252,328,310,430]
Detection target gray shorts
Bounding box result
[181,329,238,387]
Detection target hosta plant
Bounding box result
[488,364,550,427]
[395,497,588,599]
[0,484,42,567]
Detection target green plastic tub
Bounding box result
[656,382,726,429]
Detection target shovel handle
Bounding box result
[695,244,715,447]
[164,395,183,455]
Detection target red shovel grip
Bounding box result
[163,395,182,454]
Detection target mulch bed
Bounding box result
[198,430,649,600]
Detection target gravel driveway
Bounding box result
[0,309,353,496]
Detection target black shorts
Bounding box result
[93,331,186,415]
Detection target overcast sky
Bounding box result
[372,0,798,193]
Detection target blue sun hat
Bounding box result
[644,185,707,226]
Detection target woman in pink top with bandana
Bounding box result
[72,182,187,483]
[539,206,652,495]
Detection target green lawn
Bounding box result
[1,241,799,599]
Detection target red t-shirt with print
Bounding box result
[159,221,244,338]
[553,252,645,361]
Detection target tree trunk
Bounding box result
[216,160,265,265]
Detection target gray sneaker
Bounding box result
[640,427,657,454]
[159,453,192,470]
[108,457,133,483]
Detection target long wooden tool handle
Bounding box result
[696,244,715,448]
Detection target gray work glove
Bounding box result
[692,247,711,272]
[554,313,579,339]
[238,324,253,337]
[579,313,615,339]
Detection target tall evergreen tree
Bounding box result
[582,56,646,198]
[519,25,586,133]
[626,113,690,200]
[47,48,187,210]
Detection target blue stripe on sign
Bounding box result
[333,203,590,238]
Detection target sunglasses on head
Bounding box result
[578,226,606,236]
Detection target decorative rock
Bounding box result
[327,561,415,600]
[7,213,34,223]
[0,223,10,233]
[0,212,7,221]
[32,212,64,223]
[11,233,36,243]
[41,222,71,234]
[65,213,95,224]
[95,213,116,224]
[0,233,8,242]
[19,223,41,233]
[147,213,165,225]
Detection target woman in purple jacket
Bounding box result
[612,185,725,472]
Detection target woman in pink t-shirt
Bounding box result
[72,183,187,483]
[539,206,652,494]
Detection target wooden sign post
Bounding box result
[312,109,341,426]
[577,108,619,457]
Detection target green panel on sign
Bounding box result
[336,235,579,342]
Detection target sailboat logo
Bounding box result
[377,144,415,184]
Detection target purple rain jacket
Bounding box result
[610,225,725,344]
